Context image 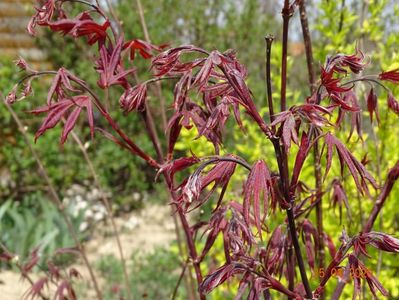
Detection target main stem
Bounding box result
[140,107,204,300]
[265,35,276,127]
[279,1,313,298]
[280,1,290,112]
[298,2,325,299]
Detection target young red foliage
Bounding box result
[119,83,147,112]
[123,39,168,61]
[367,88,380,125]
[9,1,399,299]
[379,69,399,83]
[330,178,351,222]
[243,160,273,238]
[30,95,94,144]
[23,277,48,300]
[199,263,246,295]
[348,254,388,299]
[301,219,318,273]
[388,93,399,115]
[178,155,239,212]
[323,132,377,195]
[96,39,136,89]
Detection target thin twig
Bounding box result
[0,242,48,300]
[2,95,103,300]
[299,0,317,94]
[14,70,160,169]
[73,79,161,169]
[135,0,168,130]
[103,0,123,36]
[68,129,134,300]
[171,258,189,300]
[320,159,399,298]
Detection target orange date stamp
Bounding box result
[317,267,371,279]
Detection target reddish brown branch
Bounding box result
[318,160,399,298]
[278,1,312,298]
[298,2,326,299]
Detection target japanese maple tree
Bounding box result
[5,0,399,299]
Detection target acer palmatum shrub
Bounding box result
[4,0,399,299]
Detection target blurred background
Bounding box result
[1,0,399,299]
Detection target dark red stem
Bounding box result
[363,160,399,232]
[299,1,316,93]
[265,35,276,127]
[133,89,205,299]
[298,1,326,299]
[279,1,313,298]
[321,160,399,298]
[280,0,291,112]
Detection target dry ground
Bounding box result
[0,203,176,300]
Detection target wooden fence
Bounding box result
[0,0,48,66]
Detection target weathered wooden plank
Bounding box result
[0,1,50,67]
[0,0,34,3]
[0,33,35,48]
[0,47,48,61]
[0,3,33,18]
[0,17,30,33]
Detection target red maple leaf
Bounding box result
[30,95,95,144]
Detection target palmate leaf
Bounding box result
[347,254,388,299]
[151,45,208,76]
[270,111,298,152]
[243,160,273,238]
[156,155,200,184]
[192,50,223,91]
[54,280,77,300]
[290,132,310,192]
[199,207,228,261]
[323,132,377,195]
[47,68,85,105]
[22,248,40,275]
[96,38,136,89]
[301,219,318,273]
[331,178,351,223]
[23,277,48,300]
[264,225,286,277]
[46,11,110,45]
[199,263,246,295]
[379,68,399,83]
[30,95,95,144]
[179,155,239,212]
[123,39,168,61]
[323,232,337,259]
[388,93,399,115]
[367,88,380,125]
[199,203,255,262]
[355,232,399,256]
[119,83,147,113]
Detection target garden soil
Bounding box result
[0,204,175,299]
